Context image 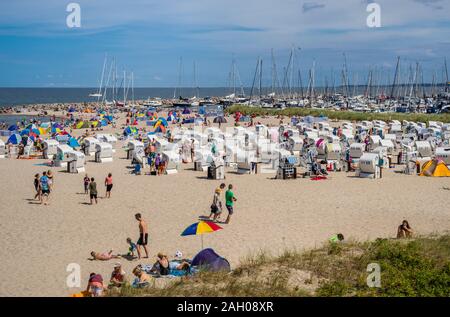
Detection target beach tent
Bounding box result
[419,159,450,177]
[26,123,38,130]
[38,127,49,135]
[191,248,231,272]
[302,116,315,124]
[68,107,76,113]
[51,126,61,134]
[213,116,227,124]
[182,108,191,115]
[20,129,30,136]
[68,137,80,148]
[154,118,168,133]
[75,121,90,129]
[8,125,19,131]
[56,134,70,143]
[6,133,22,144]
[123,126,138,136]
[182,118,195,124]
[31,128,41,135]
[167,112,177,122]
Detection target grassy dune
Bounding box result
[113,234,450,297]
[224,105,450,123]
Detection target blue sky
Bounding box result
[0,0,449,87]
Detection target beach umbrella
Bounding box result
[38,127,49,135]
[40,122,51,128]
[181,221,223,250]
[213,116,227,124]
[6,133,22,145]
[8,125,19,131]
[26,123,38,130]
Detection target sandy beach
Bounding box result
[0,111,449,297]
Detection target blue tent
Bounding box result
[20,129,30,136]
[68,137,80,148]
[123,126,138,136]
[191,248,231,272]
[7,133,22,144]
[8,125,19,131]
[100,119,108,127]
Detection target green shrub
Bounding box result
[225,105,450,123]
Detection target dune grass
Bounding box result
[224,105,450,123]
[112,234,450,297]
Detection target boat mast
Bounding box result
[97,53,107,103]
[444,58,449,93]
[390,56,400,98]
[259,58,263,100]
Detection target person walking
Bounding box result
[104,173,113,198]
[135,213,149,259]
[224,184,237,224]
[89,177,98,205]
[34,173,41,201]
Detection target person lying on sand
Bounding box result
[149,252,191,276]
[397,220,413,239]
[90,250,121,261]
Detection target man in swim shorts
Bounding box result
[135,213,149,259]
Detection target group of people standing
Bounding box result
[83,173,114,204]
[33,170,54,205]
[144,139,167,175]
[208,183,237,224]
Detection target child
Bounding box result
[34,173,41,201]
[397,220,413,238]
[329,233,344,243]
[83,174,90,194]
[127,238,137,257]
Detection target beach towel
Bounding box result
[70,291,91,297]
[310,176,327,181]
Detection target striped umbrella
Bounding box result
[181,221,223,250]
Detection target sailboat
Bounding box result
[89,54,107,101]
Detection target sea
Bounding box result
[0,86,442,108]
[0,87,236,107]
